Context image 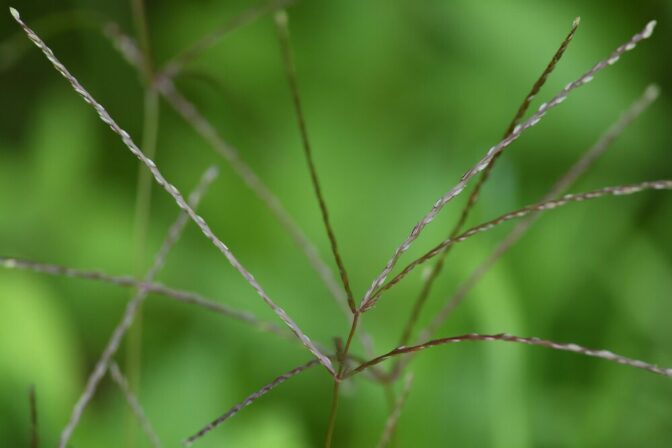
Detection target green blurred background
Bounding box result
[1,0,671,446]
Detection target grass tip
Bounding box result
[644,83,661,100]
[572,16,581,28]
[274,9,289,27]
[643,20,657,39]
[1,258,17,268]
[204,164,220,180]
[9,7,20,20]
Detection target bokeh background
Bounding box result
[1,0,671,446]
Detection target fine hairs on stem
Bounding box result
[8,4,671,447]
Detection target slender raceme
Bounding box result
[274,9,357,313]
[0,256,293,338]
[109,15,350,318]
[398,17,581,347]
[383,84,661,380]
[376,374,414,448]
[273,15,376,442]
[347,333,672,379]
[161,0,294,79]
[373,180,672,299]
[455,17,581,233]
[56,166,217,447]
[415,84,662,345]
[6,5,670,447]
[109,362,162,448]
[359,19,657,312]
[182,360,319,446]
[11,7,335,377]
[103,21,354,321]
[160,77,352,319]
[127,0,160,433]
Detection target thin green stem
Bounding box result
[340,313,360,373]
[274,10,357,313]
[127,87,159,387]
[29,385,38,448]
[384,384,396,411]
[324,380,341,448]
[131,0,154,79]
[324,312,360,447]
[275,14,372,442]
[127,1,158,447]
[162,0,293,80]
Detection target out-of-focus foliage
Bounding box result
[1,0,671,446]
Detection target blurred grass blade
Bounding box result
[376,374,413,448]
[161,0,294,79]
[109,362,162,448]
[127,2,159,442]
[0,256,292,339]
